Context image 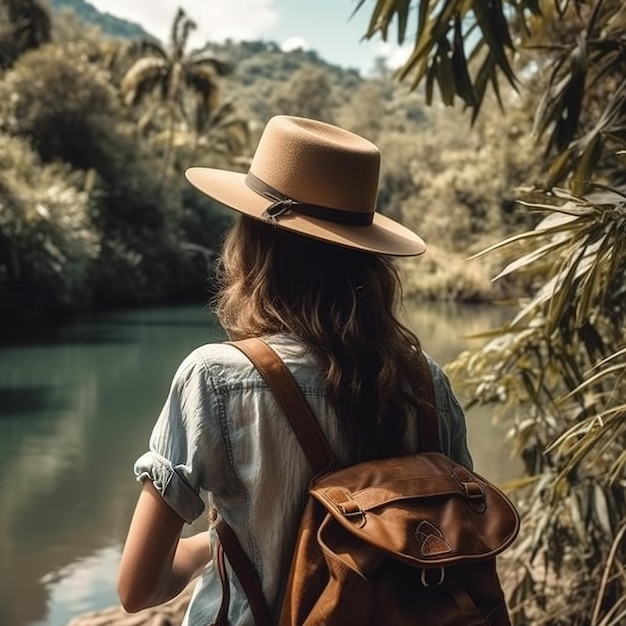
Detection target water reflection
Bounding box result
[0,307,223,626]
[403,300,518,482]
[0,386,72,417]
[0,303,517,626]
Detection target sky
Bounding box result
[86,0,412,76]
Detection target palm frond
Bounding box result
[187,55,232,77]
[120,57,168,106]
[186,65,220,113]
[128,39,167,60]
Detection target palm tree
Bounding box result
[187,99,251,167]
[356,1,626,623]
[120,7,232,176]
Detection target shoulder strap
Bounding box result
[229,337,336,474]
[213,520,273,626]
[209,337,335,626]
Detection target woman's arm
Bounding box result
[117,480,212,613]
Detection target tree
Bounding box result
[183,99,251,169]
[0,133,99,322]
[119,7,232,176]
[0,0,51,69]
[356,1,626,623]
[269,66,336,122]
[0,42,118,169]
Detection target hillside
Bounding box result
[49,0,153,40]
[46,0,366,124]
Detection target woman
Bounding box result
[117,115,473,625]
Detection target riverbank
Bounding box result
[0,243,516,347]
[67,582,195,626]
[67,557,523,626]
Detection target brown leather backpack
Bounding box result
[212,338,520,626]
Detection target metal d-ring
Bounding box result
[420,566,445,587]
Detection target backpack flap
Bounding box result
[310,451,520,574]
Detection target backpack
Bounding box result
[211,338,520,626]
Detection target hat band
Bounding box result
[245,171,373,226]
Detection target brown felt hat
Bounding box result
[185,115,426,256]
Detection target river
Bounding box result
[0,302,517,626]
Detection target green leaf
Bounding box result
[472,0,518,88]
[546,244,586,334]
[452,16,477,106]
[492,239,569,281]
[436,37,456,105]
[594,485,612,536]
[546,147,576,188]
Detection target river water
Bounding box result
[0,303,517,626]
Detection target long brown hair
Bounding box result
[213,216,427,460]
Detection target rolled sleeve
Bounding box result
[134,348,226,524]
[134,451,205,524]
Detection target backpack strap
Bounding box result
[207,337,336,625]
[213,519,273,626]
[230,337,336,474]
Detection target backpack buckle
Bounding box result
[461,480,484,499]
[452,468,487,513]
[338,500,366,527]
[420,566,445,587]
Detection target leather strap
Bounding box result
[229,337,336,474]
[214,520,273,626]
[447,581,489,625]
[212,541,230,626]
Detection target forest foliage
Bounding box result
[355,1,626,623]
[0,0,538,329]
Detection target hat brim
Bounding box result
[185,167,426,257]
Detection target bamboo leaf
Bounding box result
[470,228,551,260]
[425,57,436,104]
[452,16,477,106]
[546,147,576,188]
[576,234,607,325]
[562,363,626,400]
[492,239,569,281]
[472,0,518,88]
[500,475,540,492]
[572,134,603,196]
[535,210,581,230]
[394,0,412,43]
[594,485,612,536]
[546,244,586,334]
[570,489,587,542]
[436,37,456,105]
[416,0,430,40]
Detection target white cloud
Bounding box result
[280,36,308,53]
[88,0,280,47]
[375,40,412,70]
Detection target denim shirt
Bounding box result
[134,334,473,626]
